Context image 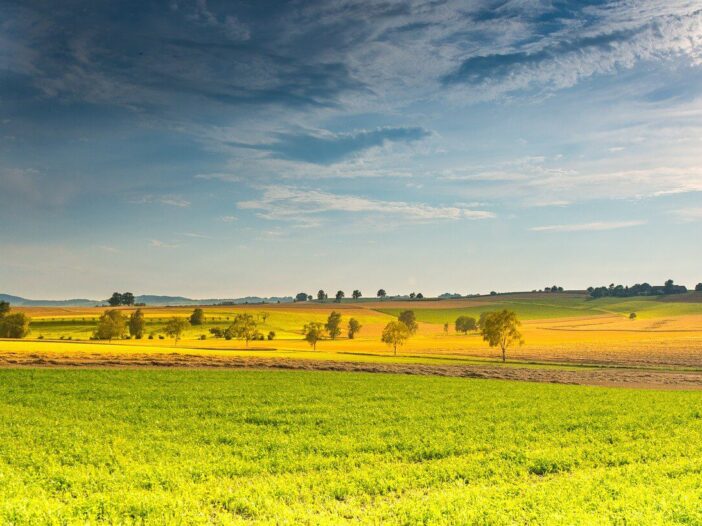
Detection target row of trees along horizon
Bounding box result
[93,280,702,307]
[0,302,524,362]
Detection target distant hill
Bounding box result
[0,293,294,307]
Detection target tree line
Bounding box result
[587,279,689,298]
[295,289,426,302]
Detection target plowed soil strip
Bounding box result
[2,352,702,390]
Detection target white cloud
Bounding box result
[220,215,238,222]
[530,220,646,232]
[238,186,495,224]
[131,195,190,207]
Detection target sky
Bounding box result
[1,0,702,299]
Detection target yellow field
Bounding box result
[4,294,702,375]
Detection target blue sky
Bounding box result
[1,0,701,298]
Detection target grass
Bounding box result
[1,369,702,524]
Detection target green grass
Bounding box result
[1,369,702,524]
[379,295,702,324]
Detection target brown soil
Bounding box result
[2,351,702,390]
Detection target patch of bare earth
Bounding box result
[2,352,702,390]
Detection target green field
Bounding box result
[2,369,702,524]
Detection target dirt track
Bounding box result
[2,351,702,390]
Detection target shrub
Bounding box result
[267,331,276,340]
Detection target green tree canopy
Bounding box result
[377,289,386,299]
[303,322,325,350]
[107,292,123,307]
[381,321,410,356]
[164,317,189,346]
[335,290,344,302]
[0,301,10,317]
[352,290,362,300]
[479,310,524,362]
[128,309,146,339]
[189,308,205,325]
[228,313,258,347]
[347,318,361,339]
[455,315,477,334]
[0,312,30,338]
[325,311,342,340]
[398,310,418,335]
[94,310,127,341]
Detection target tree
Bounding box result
[377,289,387,300]
[0,313,30,338]
[381,321,410,356]
[267,331,276,340]
[629,312,637,320]
[164,317,189,346]
[409,292,416,300]
[107,292,123,307]
[295,292,308,302]
[0,301,10,317]
[325,311,342,340]
[94,310,126,341]
[228,313,258,347]
[348,318,361,339]
[443,322,449,333]
[664,279,675,294]
[398,310,418,335]
[335,290,345,303]
[318,290,327,301]
[122,292,135,306]
[189,308,205,325]
[303,322,325,350]
[455,315,477,334]
[352,290,362,300]
[479,310,524,362]
[128,309,146,339]
[696,283,702,292]
[416,293,424,299]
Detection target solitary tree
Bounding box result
[164,317,189,346]
[228,313,258,347]
[352,290,362,300]
[303,322,325,350]
[348,318,362,339]
[0,312,30,338]
[696,283,702,292]
[107,292,123,307]
[94,310,127,341]
[479,310,523,362]
[335,290,345,303]
[325,311,342,340]
[122,292,135,306]
[318,290,327,301]
[377,289,387,300]
[189,308,205,325]
[416,293,424,299]
[128,309,146,339]
[629,312,637,320]
[398,310,418,335]
[455,315,477,334]
[381,321,410,356]
[295,292,308,302]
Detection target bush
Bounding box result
[267,331,276,340]
[158,335,165,340]
[199,335,206,340]
[629,312,637,320]
[148,334,154,340]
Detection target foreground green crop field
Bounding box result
[1,369,702,524]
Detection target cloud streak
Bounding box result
[530,221,646,233]
[238,186,495,224]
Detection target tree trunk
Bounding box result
[501,346,506,362]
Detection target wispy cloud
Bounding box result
[238,186,495,224]
[530,221,646,233]
[230,127,431,165]
[131,195,191,208]
[149,239,180,248]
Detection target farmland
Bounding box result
[2,369,702,524]
[3,292,702,384]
